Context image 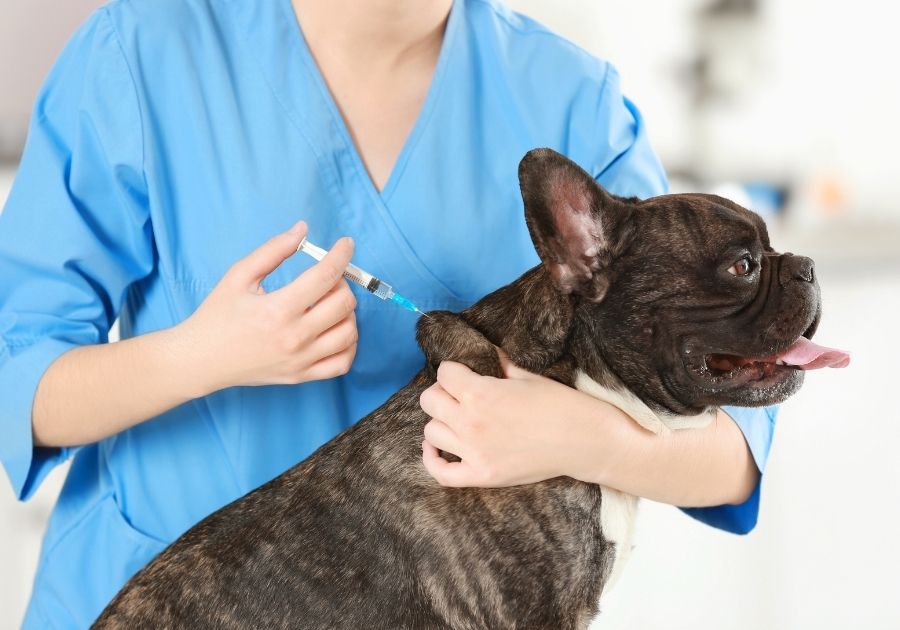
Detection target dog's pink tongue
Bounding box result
[777,337,851,369]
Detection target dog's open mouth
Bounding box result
[691,337,850,386]
[705,354,785,379]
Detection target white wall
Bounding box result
[509,0,900,220]
[0,0,103,158]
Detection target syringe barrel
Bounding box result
[367,278,393,300]
[297,237,392,299]
[341,263,394,299]
[342,262,375,292]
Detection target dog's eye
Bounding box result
[728,256,754,277]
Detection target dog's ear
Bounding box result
[518,148,632,302]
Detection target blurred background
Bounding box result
[1,0,898,628]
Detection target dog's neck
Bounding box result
[461,265,716,433]
[461,265,572,373]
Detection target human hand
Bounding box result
[176,221,358,396]
[419,354,601,487]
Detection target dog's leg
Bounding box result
[417,311,504,379]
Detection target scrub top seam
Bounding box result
[1,335,53,350]
[591,64,637,184]
[274,0,342,153]
[190,395,246,498]
[241,0,466,302]
[287,1,467,302]
[246,0,358,230]
[278,0,458,205]
[379,0,461,203]
[30,605,60,630]
[101,6,148,181]
[101,6,162,296]
[225,1,335,189]
[33,491,115,575]
[279,0,387,206]
[470,0,606,61]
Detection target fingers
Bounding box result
[420,383,467,481]
[301,344,357,381]
[302,313,358,363]
[230,221,307,289]
[299,281,357,337]
[490,346,539,380]
[419,381,462,425]
[435,361,486,401]
[498,353,537,379]
[276,237,355,310]
[422,440,476,487]
[422,419,462,456]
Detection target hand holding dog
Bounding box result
[420,355,608,487]
[177,221,359,396]
[420,355,759,507]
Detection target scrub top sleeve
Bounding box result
[0,9,152,501]
[680,405,778,534]
[590,63,668,200]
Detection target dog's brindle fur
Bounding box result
[94,149,820,629]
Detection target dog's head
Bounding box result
[519,148,848,415]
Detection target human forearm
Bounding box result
[32,326,210,447]
[420,360,759,508]
[568,402,759,507]
[32,223,360,448]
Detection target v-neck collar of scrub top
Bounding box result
[229,0,466,304]
[277,0,461,202]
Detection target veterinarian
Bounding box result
[0,0,777,627]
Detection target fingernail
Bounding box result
[288,220,306,236]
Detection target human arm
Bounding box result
[0,10,358,501]
[32,225,359,448]
[420,359,758,507]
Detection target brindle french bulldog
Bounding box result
[93,148,848,629]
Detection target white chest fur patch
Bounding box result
[573,371,716,435]
[573,371,716,601]
[596,487,638,593]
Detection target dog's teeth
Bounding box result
[775,359,785,366]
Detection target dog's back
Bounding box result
[94,371,612,629]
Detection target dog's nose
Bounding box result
[780,253,815,285]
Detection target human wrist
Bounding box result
[161,320,225,400]
[563,395,633,486]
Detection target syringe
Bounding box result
[296,237,426,316]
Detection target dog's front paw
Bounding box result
[417,311,504,378]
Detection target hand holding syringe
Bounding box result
[296,237,426,316]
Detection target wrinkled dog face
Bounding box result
[519,149,844,415]
[603,195,819,411]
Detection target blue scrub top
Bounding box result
[0,0,777,626]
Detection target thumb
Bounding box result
[231,221,307,289]
[496,348,537,380]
